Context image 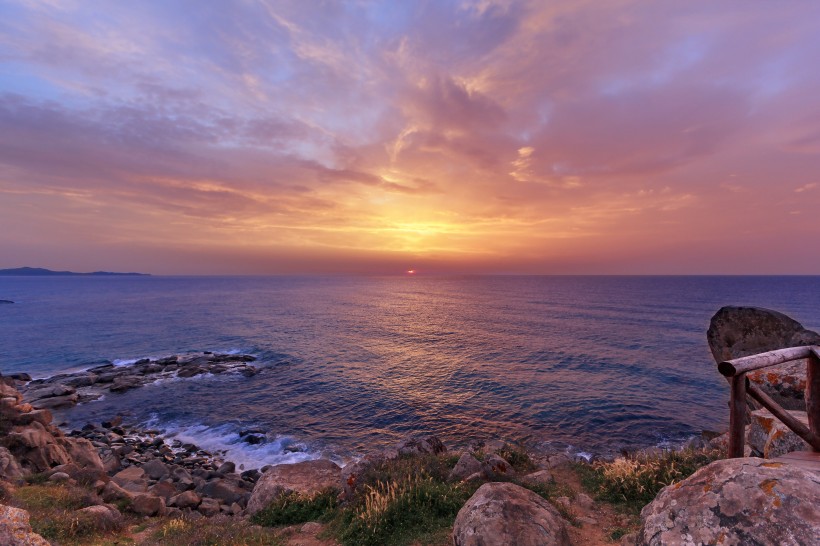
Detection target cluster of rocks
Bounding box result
[18,352,259,410]
[1,377,263,526]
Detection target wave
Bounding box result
[142,415,329,471]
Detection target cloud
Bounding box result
[1,0,820,273]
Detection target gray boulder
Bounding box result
[246,459,341,516]
[638,457,820,545]
[707,306,820,410]
[453,482,570,546]
[448,452,482,482]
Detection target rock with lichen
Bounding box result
[637,457,820,545]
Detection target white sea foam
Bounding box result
[143,416,325,471]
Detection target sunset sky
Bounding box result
[1,1,819,275]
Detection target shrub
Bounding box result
[577,448,721,511]
[250,488,338,526]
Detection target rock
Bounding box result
[707,426,754,457]
[170,490,201,509]
[0,504,50,546]
[149,482,178,501]
[62,437,105,472]
[0,447,25,483]
[548,454,572,469]
[49,472,71,483]
[109,376,143,393]
[198,479,247,506]
[77,504,122,530]
[748,408,811,458]
[453,482,570,546]
[31,393,79,410]
[198,497,221,517]
[14,410,52,427]
[575,492,595,510]
[246,459,341,516]
[448,452,482,483]
[521,469,554,486]
[481,453,515,481]
[638,457,820,545]
[131,494,165,517]
[101,480,133,503]
[301,521,322,534]
[396,435,447,456]
[217,461,235,474]
[112,466,148,493]
[6,421,71,472]
[7,373,30,381]
[707,306,820,410]
[142,458,170,480]
[101,415,123,429]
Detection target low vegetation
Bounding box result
[577,447,722,512]
[12,483,125,544]
[149,517,282,546]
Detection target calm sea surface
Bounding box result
[1,276,818,467]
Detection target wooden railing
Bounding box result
[718,345,820,458]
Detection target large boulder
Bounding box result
[638,457,820,545]
[707,306,820,410]
[246,459,341,516]
[453,482,570,546]
[0,504,50,545]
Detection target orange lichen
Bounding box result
[758,479,778,495]
[761,462,783,468]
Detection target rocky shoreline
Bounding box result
[17,351,260,410]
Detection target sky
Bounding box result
[1,0,819,275]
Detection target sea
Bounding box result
[1,275,818,469]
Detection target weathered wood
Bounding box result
[808,347,820,453]
[718,346,813,377]
[772,450,820,472]
[728,374,747,458]
[746,381,820,451]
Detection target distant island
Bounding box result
[0,267,150,276]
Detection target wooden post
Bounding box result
[728,373,747,458]
[809,347,820,453]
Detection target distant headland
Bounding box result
[0,266,150,276]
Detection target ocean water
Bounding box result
[1,275,819,467]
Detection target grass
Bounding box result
[12,483,125,544]
[332,475,475,546]
[149,517,283,546]
[251,452,476,546]
[250,488,338,526]
[576,447,722,512]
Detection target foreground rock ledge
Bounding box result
[637,457,820,546]
[453,481,570,546]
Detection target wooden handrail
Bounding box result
[718,345,820,458]
[718,346,813,377]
